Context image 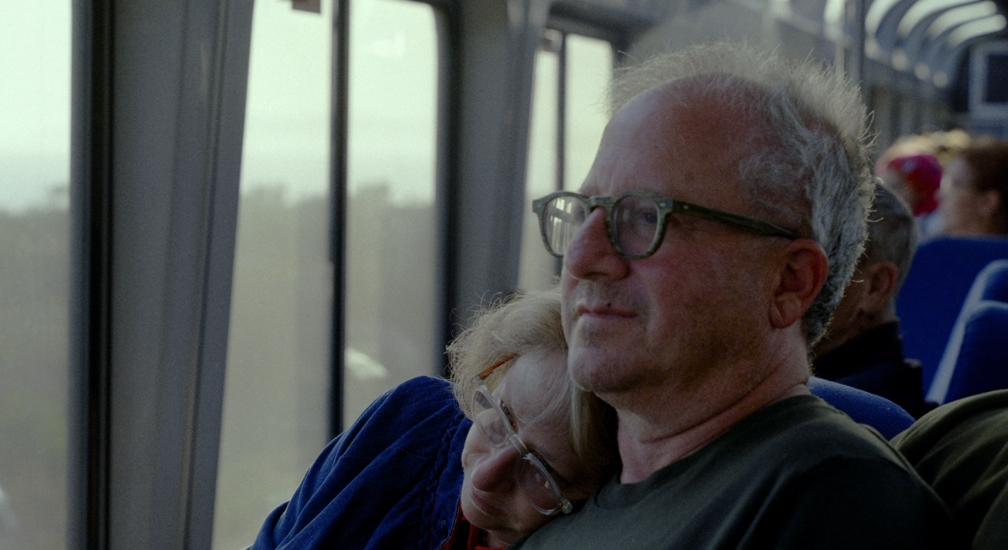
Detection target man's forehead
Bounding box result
[582,78,755,202]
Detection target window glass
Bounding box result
[519,48,560,291]
[344,0,439,423]
[519,33,612,290]
[897,95,917,139]
[0,2,71,549]
[870,86,894,154]
[216,1,439,544]
[214,2,333,548]
[564,35,612,191]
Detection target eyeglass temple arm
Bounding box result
[475,354,517,380]
[675,202,798,239]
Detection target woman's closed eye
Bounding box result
[529,448,575,490]
[499,401,519,431]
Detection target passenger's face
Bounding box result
[559,83,778,399]
[813,261,868,355]
[459,352,597,545]
[940,157,985,235]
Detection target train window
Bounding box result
[213,0,439,546]
[564,34,613,192]
[985,53,1008,103]
[519,46,561,291]
[0,2,72,549]
[213,1,334,547]
[897,95,918,138]
[518,32,612,291]
[870,86,895,154]
[343,0,439,426]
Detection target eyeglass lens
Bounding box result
[541,194,661,257]
[472,389,566,514]
[541,194,585,258]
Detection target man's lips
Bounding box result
[576,302,637,318]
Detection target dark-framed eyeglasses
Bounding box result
[471,357,574,515]
[531,190,799,259]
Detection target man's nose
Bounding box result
[564,207,630,281]
[469,444,520,493]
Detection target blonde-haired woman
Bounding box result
[251,290,619,550]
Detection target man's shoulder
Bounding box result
[627,394,934,513]
[727,395,944,504]
[730,396,957,542]
[739,394,903,463]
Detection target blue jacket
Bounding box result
[250,376,471,549]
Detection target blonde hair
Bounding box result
[447,290,619,485]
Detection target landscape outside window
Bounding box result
[0,2,72,549]
[213,1,439,547]
[519,33,612,291]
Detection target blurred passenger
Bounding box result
[812,185,936,418]
[250,290,619,550]
[930,128,972,167]
[882,154,944,239]
[884,155,942,215]
[874,129,969,175]
[874,134,937,176]
[940,138,1008,236]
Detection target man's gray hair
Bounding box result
[608,42,875,344]
[864,184,920,313]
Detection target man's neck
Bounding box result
[614,344,811,484]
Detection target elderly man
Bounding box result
[812,184,936,418]
[516,43,959,549]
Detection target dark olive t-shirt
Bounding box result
[892,389,1008,550]
[510,395,962,550]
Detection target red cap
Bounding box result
[887,154,942,215]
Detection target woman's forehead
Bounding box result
[498,351,566,419]
[493,352,571,443]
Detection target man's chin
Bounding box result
[568,351,627,394]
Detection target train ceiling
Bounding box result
[550,0,1007,91]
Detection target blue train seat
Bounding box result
[808,376,915,439]
[971,260,1008,303]
[926,301,1008,404]
[896,237,1008,390]
[927,260,1008,403]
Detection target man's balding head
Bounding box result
[604,44,875,345]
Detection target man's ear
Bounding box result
[769,239,829,329]
[860,260,898,316]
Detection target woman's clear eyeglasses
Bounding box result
[532,190,799,259]
[471,357,574,515]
